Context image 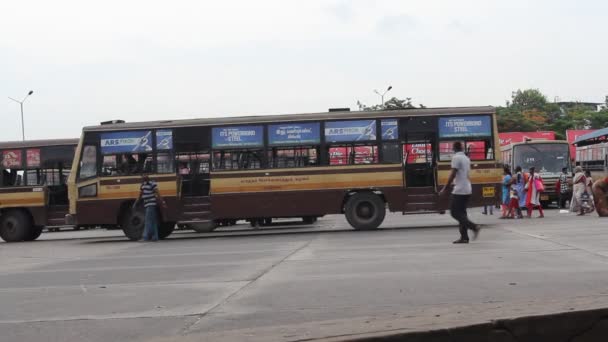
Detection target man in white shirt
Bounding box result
[440,141,480,243]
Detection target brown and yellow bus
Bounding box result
[67,107,502,240]
[0,139,78,242]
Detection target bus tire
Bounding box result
[121,208,145,241]
[0,210,31,242]
[159,222,175,239]
[26,225,44,241]
[344,192,385,231]
[190,221,217,233]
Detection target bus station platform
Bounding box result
[2,210,608,341]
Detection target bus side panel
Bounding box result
[437,163,502,207]
[0,188,47,225]
[75,175,179,225]
[209,165,403,219]
[211,190,345,219]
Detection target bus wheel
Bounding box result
[345,193,385,231]
[0,210,31,242]
[159,222,175,239]
[121,208,145,241]
[26,225,44,241]
[190,221,217,233]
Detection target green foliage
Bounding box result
[510,89,547,111]
[357,97,417,111]
[497,88,604,136]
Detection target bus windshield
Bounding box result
[513,143,569,176]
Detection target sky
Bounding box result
[1,0,607,141]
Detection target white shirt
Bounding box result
[450,151,472,195]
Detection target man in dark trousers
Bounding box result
[134,174,166,241]
[440,141,480,243]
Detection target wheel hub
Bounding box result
[356,202,375,219]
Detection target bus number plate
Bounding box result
[482,187,495,198]
[540,194,549,201]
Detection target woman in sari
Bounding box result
[525,167,544,218]
[515,166,527,216]
[570,167,588,215]
[500,166,512,218]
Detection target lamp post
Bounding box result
[8,90,33,141]
[374,86,392,109]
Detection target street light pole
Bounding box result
[374,86,392,109]
[8,90,34,141]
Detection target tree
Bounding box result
[357,96,418,111]
[511,89,547,111]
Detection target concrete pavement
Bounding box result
[2,211,608,341]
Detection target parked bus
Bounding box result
[574,128,608,179]
[0,139,78,242]
[501,140,572,205]
[67,107,502,240]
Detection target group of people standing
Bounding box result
[496,165,595,219]
[498,166,545,219]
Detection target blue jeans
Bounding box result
[143,206,159,241]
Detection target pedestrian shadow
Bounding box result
[79,222,491,244]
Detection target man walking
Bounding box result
[134,174,166,241]
[440,141,480,244]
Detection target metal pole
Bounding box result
[20,102,25,141]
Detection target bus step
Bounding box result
[47,218,69,226]
[178,220,214,224]
[401,210,442,215]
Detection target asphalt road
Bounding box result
[2,210,608,342]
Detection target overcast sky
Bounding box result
[1,0,606,141]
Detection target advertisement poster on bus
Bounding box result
[381,120,398,140]
[325,120,377,142]
[156,130,173,150]
[567,129,596,161]
[26,149,41,168]
[1,150,22,168]
[212,126,264,148]
[404,144,432,163]
[498,131,556,146]
[269,123,320,146]
[438,116,491,138]
[100,130,153,154]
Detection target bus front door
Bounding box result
[177,153,210,197]
[403,135,436,189]
[401,133,438,212]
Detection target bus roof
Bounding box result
[0,139,79,150]
[83,106,495,132]
[499,139,569,152]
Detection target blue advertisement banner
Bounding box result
[212,126,264,148]
[100,131,153,155]
[381,119,398,140]
[438,116,492,138]
[325,120,377,142]
[156,130,173,150]
[269,123,320,146]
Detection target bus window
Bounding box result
[439,141,462,161]
[268,147,318,168]
[156,152,175,174]
[79,145,98,179]
[102,153,152,176]
[328,144,378,165]
[213,150,264,170]
[382,142,401,164]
